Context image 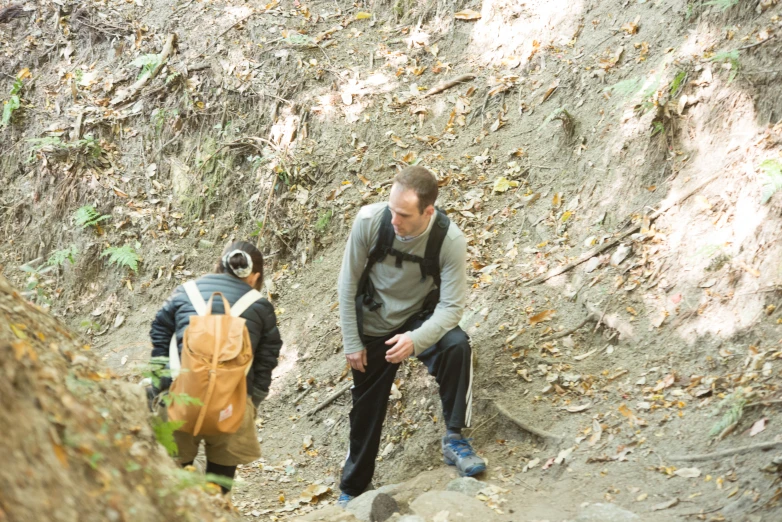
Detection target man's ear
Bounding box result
[423,205,435,218]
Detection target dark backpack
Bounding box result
[355,206,450,343]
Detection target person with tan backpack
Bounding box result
[148,241,283,492]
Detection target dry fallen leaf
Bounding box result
[749,418,767,437]
[621,16,640,35]
[355,12,371,20]
[588,418,603,446]
[528,310,555,325]
[454,9,482,21]
[674,467,701,479]
[651,498,679,511]
[493,177,519,193]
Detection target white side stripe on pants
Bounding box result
[465,351,473,427]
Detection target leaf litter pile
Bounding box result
[1,0,782,520]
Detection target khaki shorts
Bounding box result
[174,397,261,466]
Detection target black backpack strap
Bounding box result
[355,207,395,343]
[421,208,450,288]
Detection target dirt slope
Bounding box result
[2,0,782,520]
[0,274,237,522]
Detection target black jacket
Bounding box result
[149,273,283,403]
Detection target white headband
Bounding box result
[222,250,253,278]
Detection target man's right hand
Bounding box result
[346,349,368,373]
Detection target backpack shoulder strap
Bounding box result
[421,209,450,288]
[183,280,207,316]
[368,206,395,264]
[230,289,264,318]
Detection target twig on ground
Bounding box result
[111,34,176,105]
[493,402,562,443]
[305,380,353,417]
[201,12,255,56]
[740,35,776,50]
[745,398,782,408]
[540,313,597,341]
[423,74,476,97]
[669,441,782,462]
[524,174,720,286]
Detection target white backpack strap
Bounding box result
[230,289,264,318]
[169,334,181,381]
[229,289,264,376]
[183,280,207,316]
[169,281,206,381]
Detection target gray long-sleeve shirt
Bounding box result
[338,202,467,355]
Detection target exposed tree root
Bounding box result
[669,441,782,462]
[304,380,353,417]
[423,74,476,97]
[494,402,562,443]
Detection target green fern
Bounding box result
[161,392,203,408]
[705,0,739,11]
[709,390,746,437]
[151,417,185,456]
[759,159,782,204]
[74,205,111,229]
[101,245,140,272]
[47,245,78,266]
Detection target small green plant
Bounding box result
[709,389,746,438]
[48,245,79,266]
[87,451,104,470]
[79,319,101,332]
[131,54,162,80]
[315,209,333,234]
[152,417,185,456]
[651,121,666,137]
[101,245,140,272]
[249,220,265,238]
[1,78,23,127]
[705,0,739,11]
[669,71,688,98]
[604,78,642,99]
[160,392,203,408]
[759,159,782,204]
[142,356,172,388]
[74,205,111,229]
[709,49,740,83]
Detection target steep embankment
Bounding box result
[2,0,782,520]
[0,275,237,521]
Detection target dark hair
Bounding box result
[215,241,264,289]
[393,166,438,213]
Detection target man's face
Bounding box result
[388,184,433,237]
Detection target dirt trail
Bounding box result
[2,0,782,521]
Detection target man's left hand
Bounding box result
[385,333,415,363]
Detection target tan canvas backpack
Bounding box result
[167,281,263,436]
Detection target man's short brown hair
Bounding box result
[393,166,438,213]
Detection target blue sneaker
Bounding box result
[442,434,486,477]
[337,492,355,508]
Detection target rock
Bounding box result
[346,491,384,522]
[410,491,499,521]
[445,477,485,497]
[370,493,398,522]
[171,253,185,264]
[391,517,424,522]
[576,503,640,521]
[197,239,215,249]
[295,505,361,521]
[610,243,632,267]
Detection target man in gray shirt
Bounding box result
[336,166,485,507]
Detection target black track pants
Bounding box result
[339,318,473,496]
